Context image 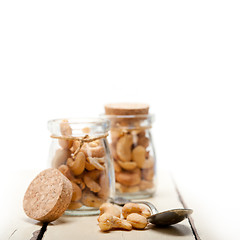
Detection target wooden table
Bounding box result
[1,170,201,240]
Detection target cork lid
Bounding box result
[23,168,73,222]
[104,103,149,115]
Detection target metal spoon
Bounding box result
[110,197,193,226]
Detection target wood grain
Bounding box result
[1,170,197,240]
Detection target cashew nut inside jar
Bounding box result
[47,118,115,216]
[102,103,156,199]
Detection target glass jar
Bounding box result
[103,103,156,199]
[47,118,115,216]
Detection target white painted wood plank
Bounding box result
[1,170,195,240]
[45,171,195,240]
[0,170,43,240]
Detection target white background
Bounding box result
[0,1,239,239]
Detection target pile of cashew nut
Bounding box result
[52,120,109,210]
[98,202,151,231]
[110,126,155,194]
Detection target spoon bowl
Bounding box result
[110,197,193,226]
[147,208,193,226]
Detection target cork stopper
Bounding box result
[23,168,73,222]
[104,103,149,115]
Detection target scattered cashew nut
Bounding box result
[98,213,132,232]
[98,203,121,219]
[122,202,151,218]
[126,213,148,229]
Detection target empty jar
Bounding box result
[103,103,156,199]
[47,118,115,216]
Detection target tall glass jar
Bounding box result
[47,118,115,216]
[103,103,156,199]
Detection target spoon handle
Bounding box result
[132,201,159,215]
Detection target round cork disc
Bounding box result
[23,168,73,222]
[105,103,149,115]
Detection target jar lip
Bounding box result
[48,118,110,135]
[48,118,110,125]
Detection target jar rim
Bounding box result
[48,118,110,125]
[48,118,110,136]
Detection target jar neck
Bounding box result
[102,114,154,130]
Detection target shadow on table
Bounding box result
[148,223,192,236]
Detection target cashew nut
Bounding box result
[85,160,96,171]
[132,145,146,168]
[99,203,121,219]
[58,164,75,181]
[113,160,122,173]
[71,181,82,201]
[110,129,122,145]
[81,189,105,208]
[122,203,151,218]
[126,213,148,229]
[139,180,154,190]
[141,156,154,169]
[67,201,83,210]
[110,143,119,160]
[83,171,101,192]
[115,170,141,186]
[52,149,71,168]
[116,184,140,193]
[67,152,86,176]
[58,139,73,150]
[82,127,90,133]
[117,160,137,171]
[142,167,154,181]
[97,172,109,200]
[116,134,133,162]
[98,213,132,231]
[81,142,105,158]
[72,176,86,190]
[87,157,105,171]
[70,140,80,153]
[137,131,149,148]
[60,119,72,136]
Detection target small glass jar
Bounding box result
[103,103,156,199]
[47,118,115,216]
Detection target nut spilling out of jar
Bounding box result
[50,119,111,210]
[104,103,156,198]
[97,202,151,231]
